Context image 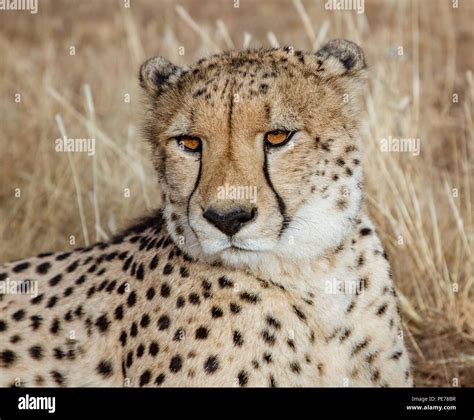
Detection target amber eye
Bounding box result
[177,136,202,152]
[264,130,295,148]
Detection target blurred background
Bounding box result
[0,0,472,387]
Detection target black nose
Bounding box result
[203,207,257,237]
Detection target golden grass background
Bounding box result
[0,0,472,387]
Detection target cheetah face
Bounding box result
[140,40,367,268]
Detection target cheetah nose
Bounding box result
[203,207,257,237]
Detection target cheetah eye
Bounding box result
[176,136,202,153]
[264,130,296,148]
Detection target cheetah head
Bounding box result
[139,40,367,270]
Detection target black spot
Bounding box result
[230,302,241,314]
[149,341,159,356]
[179,267,189,278]
[237,370,249,386]
[157,315,170,330]
[233,330,244,347]
[98,280,108,292]
[50,318,60,334]
[169,355,183,373]
[174,328,185,341]
[127,291,137,307]
[155,373,165,385]
[95,315,110,332]
[54,348,65,360]
[123,256,133,271]
[46,296,58,309]
[360,227,372,236]
[12,309,25,321]
[163,264,173,275]
[49,274,63,286]
[30,315,43,330]
[176,296,185,308]
[211,306,223,318]
[149,255,159,270]
[36,262,51,275]
[56,252,71,261]
[292,305,306,321]
[261,330,276,345]
[0,350,16,366]
[63,287,74,297]
[87,264,97,273]
[117,282,127,294]
[290,362,301,374]
[29,345,43,360]
[240,292,260,304]
[97,360,113,377]
[391,350,403,360]
[204,356,219,374]
[136,264,145,280]
[51,370,65,385]
[140,314,150,328]
[287,339,296,351]
[75,275,86,285]
[130,322,138,337]
[269,375,277,387]
[340,328,352,342]
[376,303,388,316]
[0,320,7,332]
[13,262,29,273]
[266,315,281,329]
[195,326,209,340]
[263,353,273,364]
[119,331,127,347]
[37,252,53,258]
[105,280,117,293]
[351,338,370,356]
[136,344,145,358]
[201,280,212,290]
[259,83,269,94]
[139,370,151,387]
[126,351,133,368]
[114,305,124,320]
[146,287,156,300]
[160,283,171,298]
[218,276,233,288]
[189,293,200,305]
[66,260,79,273]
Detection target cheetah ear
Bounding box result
[314,39,366,78]
[139,56,186,97]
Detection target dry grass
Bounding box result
[0,0,472,387]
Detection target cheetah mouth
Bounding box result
[229,245,253,252]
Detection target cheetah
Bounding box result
[0,40,412,387]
